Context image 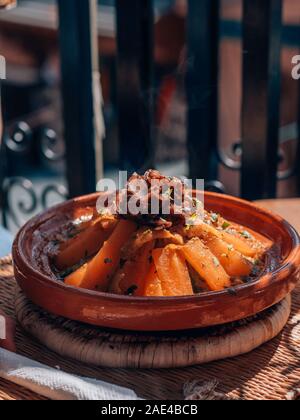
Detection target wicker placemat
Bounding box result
[15,289,291,370]
[1,257,300,400]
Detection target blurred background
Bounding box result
[0,0,299,232]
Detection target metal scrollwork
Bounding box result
[40,128,65,162]
[2,177,38,228]
[217,140,242,171]
[2,178,69,230]
[277,137,298,181]
[218,128,298,182]
[41,184,68,210]
[4,121,32,154]
[205,180,226,194]
[1,121,69,230]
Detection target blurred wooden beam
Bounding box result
[186,0,220,182]
[115,0,154,172]
[58,0,103,197]
[241,0,282,200]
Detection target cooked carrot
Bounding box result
[79,220,137,291]
[188,264,209,292]
[181,238,231,291]
[205,237,253,277]
[152,247,194,296]
[110,241,154,296]
[187,222,257,258]
[65,263,87,287]
[144,261,163,297]
[220,231,258,258]
[55,218,117,270]
[121,228,183,260]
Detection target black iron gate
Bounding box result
[0,0,299,230]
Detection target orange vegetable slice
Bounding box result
[65,263,87,287]
[187,222,257,258]
[55,218,117,270]
[152,247,194,296]
[121,228,183,260]
[66,220,137,291]
[206,237,252,277]
[111,241,154,296]
[181,238,231,291]
[144,261,163,297]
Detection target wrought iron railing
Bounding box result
[0,119,68,228]
[0,0,299,230]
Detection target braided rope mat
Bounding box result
[0,257,300,400]
[15,291,291,370]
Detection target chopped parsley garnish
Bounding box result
[222,222,230,230]
[104,258,113,264]
[240,230,252,239]
[186,213,198,227]
[211,213,219,223]
[190,213,198,221]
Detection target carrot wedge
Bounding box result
[55,218,117,270]
[220,231,257,258]
[205,237,253,277]
[121,228,183,260]
[187,223,257,258]
[67,220,137,291]
[181,238,231,291]
[81,219,137,291]
[144,261,163,297]
[152,247,194,296]
[65,263,87,287]
[110,241,154,296]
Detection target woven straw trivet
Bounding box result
[1,257,300,400]
[15,290,291,370]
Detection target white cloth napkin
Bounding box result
[0,348,139,400]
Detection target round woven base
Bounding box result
[15,289,291,369]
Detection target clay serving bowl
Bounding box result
[13,192,300,332]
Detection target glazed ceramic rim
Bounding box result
[13,192,300,305]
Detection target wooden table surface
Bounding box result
[255,199,300,234]
[1,198,300,400]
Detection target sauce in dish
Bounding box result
[49,171,275,297]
